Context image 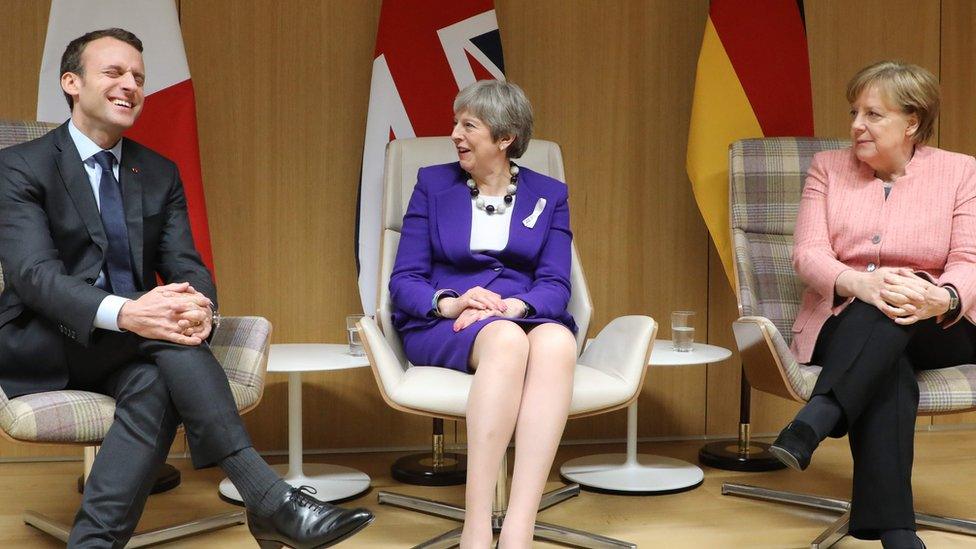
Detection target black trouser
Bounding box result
[810,300,976,539]
[54,329,251,548]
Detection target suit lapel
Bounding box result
[119,140,144,284]
[505,169,544,258]
[53,125,107,253]
[433,169,476,265]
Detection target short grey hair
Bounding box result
[453,80,534,158]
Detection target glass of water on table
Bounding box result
[671,311,695,352]
[346,314,365,356]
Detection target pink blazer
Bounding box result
[791,146,976,364]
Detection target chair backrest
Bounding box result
[730,137,849,344]
[0,121,61,296]
[376,137,593,368]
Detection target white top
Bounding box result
[268,343,370,373]
[470,195,514,252]
[649,340,732,367]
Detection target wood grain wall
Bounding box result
[1,0,973,461]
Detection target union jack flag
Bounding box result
[356,0,506,313]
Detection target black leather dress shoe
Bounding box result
[247,486,374,549]
[769,420,818,471]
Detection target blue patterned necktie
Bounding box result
[93,151,136,294]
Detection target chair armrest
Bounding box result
[209,316,273,415]
[578,315,657,383]
[733,316,807,402]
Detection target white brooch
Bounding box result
[522,198,547,228]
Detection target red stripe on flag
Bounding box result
[375,0,494,136]
[709,0,814,136]
[465,50,495,82]
[124,79,215,275]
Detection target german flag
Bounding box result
[686,0,814,285]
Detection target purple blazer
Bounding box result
[390,162,576,360]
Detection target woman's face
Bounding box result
[451,110,507,174]
[849,85,919,170]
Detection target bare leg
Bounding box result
[460,321,530,549]
[499,323,576,548]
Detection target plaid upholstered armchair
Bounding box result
[0,120,273,546]
[720,137,976,548]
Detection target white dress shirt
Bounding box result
[67,120,129,332]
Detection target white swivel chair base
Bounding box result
[723,483,976,549]
[379,454,636,549]
[24,510,244,548]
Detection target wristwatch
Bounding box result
[431,289,459,317]
[209,303,221,330]
[944,285,960,314]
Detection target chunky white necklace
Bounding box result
[466,162,519,215]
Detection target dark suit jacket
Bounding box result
[0,122,215,397]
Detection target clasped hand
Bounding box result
[118,282,214,345]
[436,286,527,332]
[848,267,951,325]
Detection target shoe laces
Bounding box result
[293,485,326,512]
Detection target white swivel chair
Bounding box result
[359,136,657,548]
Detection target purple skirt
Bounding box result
[401,316,564,373]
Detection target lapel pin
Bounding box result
[131,167,140,174]
[522,198,547,228]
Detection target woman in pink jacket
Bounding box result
[770,61,976,549]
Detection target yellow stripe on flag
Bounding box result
[686,17,763,286]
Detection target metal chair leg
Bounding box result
[412,526,463,549]
[539,483,580,510]
[724,483,976,545]
[534,520,637,548]
[381,452,634,549]
[811,511,849,549]
[377,490,466,521]
[24,510,244,548]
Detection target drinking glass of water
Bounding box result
[346,314,365,356]
[671,311,695,352]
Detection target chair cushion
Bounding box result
[2,382,261,444]
[2,390,115,443]
[388,363,637,418]
[793,363,976,414]
[917,364,976,413]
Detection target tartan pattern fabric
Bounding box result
[0,316,271,443]
[0,120,58,150]
[731,137,976,413]
[211,316,272,410]
[1,390,115,443]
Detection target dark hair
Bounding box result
[60,28,143,110]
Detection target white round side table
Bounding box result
[560,339,732,493]
[219,344,372,503]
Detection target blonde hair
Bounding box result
[846,61,940,143]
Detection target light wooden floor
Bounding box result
[1,431,974,548]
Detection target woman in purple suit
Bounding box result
[390,80,577,549]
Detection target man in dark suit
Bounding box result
[0,28,372,548]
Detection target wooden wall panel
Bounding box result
[934,0,976,426]
[497,0,710,440]
[178,0,438,451]
[1,0,973,461]
[806,0,942,141]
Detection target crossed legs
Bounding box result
[460,321,576,549]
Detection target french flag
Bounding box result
[36,0,215,275]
